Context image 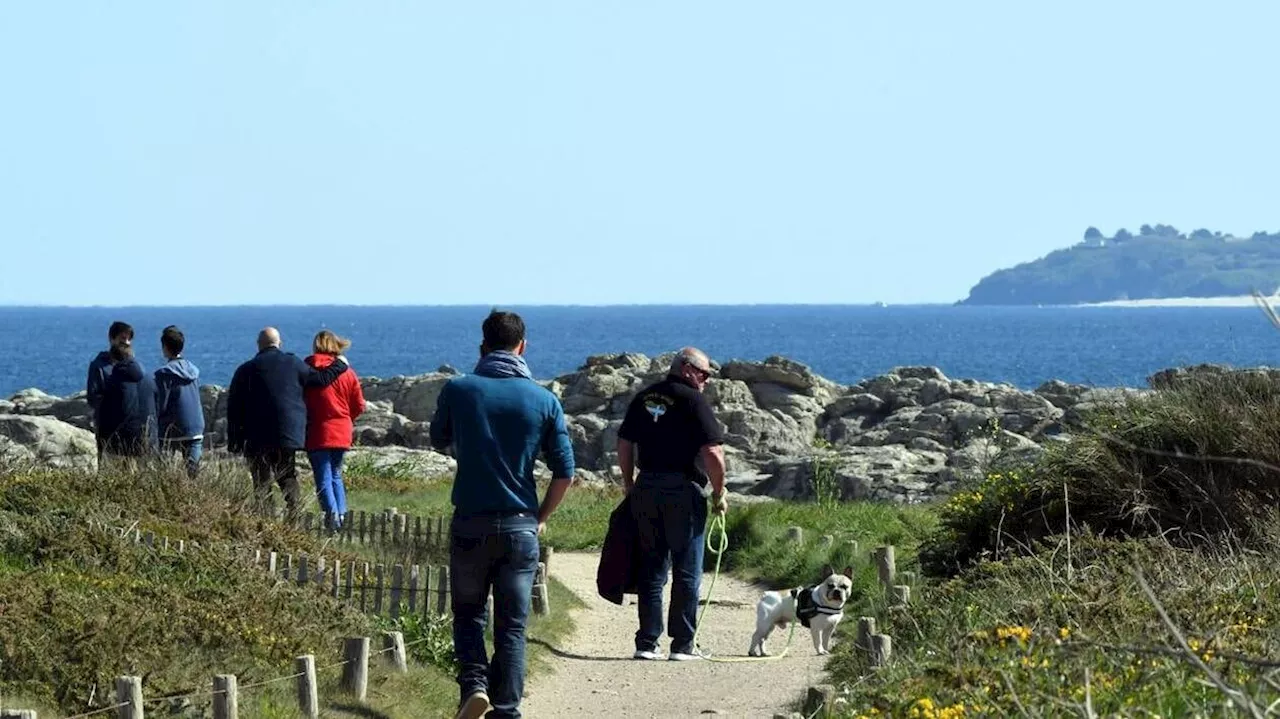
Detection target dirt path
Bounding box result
[522,552,831,719]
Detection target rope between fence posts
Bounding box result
[60,701,130,719]
[236,670,307,691]
[141,687,221,706]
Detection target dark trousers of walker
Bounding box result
[247,447,300,521]
[630,471,708,655]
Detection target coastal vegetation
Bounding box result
[961,224,1280,305]
[6,365,1280,716]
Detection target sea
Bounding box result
[3,304,1279,398]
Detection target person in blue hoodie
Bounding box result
[430,310,574,719]
[86,321,134,461]
[154,325,206,477]
[97,343,158,462]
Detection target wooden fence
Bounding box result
[119,507,554,620]
[3,629,429,719]
[0,514,559,718]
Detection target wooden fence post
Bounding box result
[115,675,143,719]
[892,585,911,606]
[786,526,804,543]
[267,551,277,575]
[532,562,550,616]
[341,637,369,701]
[409,565,421,614]
[358,511,368,544]
[390,564,405,618]
[329,559,340,598]
[344,561,355,601]
[802,684,835,719]
[384,630,408,673]
[856,616,876,654]
[422,565,434,618]
[295,655,318,718]
[359,562,370,612]
[374,563,385,614]
[0,710,38,718]
[872,545,896,594]
[297,554,310,585]
[315,555,327,588]
[437,565,450,614]
[213,674,238,719]
[871,634,893,667]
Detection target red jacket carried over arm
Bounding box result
[304,353,365,450]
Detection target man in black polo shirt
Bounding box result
[616,347,728,661]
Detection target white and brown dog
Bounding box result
[748,565,854,657]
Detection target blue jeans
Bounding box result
[630,472,708,655]
[162,438,203,478]
[450,512,539,719]
[306,449,348,525]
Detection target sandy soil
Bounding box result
[521,552,831,719]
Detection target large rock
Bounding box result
[0,414,97,470]
[751,445,950,504]
[557,363,645,416]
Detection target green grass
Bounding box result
[0,458,582,719]
[831,534,1280,718]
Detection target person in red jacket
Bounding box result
[304,330,366,530]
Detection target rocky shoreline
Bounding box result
[0,353,1201,503]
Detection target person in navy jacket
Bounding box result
[96,343,158,462]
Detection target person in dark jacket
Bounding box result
[86,321,135,461]
[617,347,728,661]
[154,325,205,477]
[96,343,158,463]
[226,327,349,521]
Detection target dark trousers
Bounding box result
[450,512,539,719]
[248,448,300,520]
[631,472,708,655]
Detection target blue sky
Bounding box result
[2,2,1277,306]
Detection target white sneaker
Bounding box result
[632,649,665,660]
[454,691,491,719]
[669,650,703,661]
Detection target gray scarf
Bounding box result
[474,351,534,380]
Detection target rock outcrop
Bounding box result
[1,353,1185,503]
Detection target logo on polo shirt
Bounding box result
[644,394,672,422]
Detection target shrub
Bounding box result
[921,370,1280,576]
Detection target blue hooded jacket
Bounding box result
[155,357,205,441]
[430,351,575,517]
[97,356,158,455]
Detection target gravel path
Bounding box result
[521,552,831,718]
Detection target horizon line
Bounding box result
[0,301,956,309]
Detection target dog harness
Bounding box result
[790,586,842,628]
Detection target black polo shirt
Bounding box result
[617,374,724,484]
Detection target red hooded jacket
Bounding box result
[304,353,366,450]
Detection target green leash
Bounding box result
[690,511,798,662]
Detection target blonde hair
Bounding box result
[313,329,351,355]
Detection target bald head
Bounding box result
[257,327,281,351]
[669,346,713,376]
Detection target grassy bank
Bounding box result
[826,369,1280,717]
[0,459,579,719]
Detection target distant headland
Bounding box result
[960,225,1280,306]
